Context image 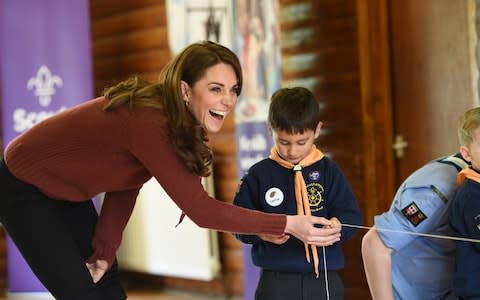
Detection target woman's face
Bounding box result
[183,63,239,133]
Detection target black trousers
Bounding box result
[255,269,344,300]
[0,159,126,300]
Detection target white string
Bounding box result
[322,246,330,300]
[341,223,480,243]
[320,222,480,299]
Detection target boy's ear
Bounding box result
[314,121,323,138]
[460,145,472,162]
[268,126,273,136]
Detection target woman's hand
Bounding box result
[284,215,341,246]
[86,259,108,283]
[258,233,290,245]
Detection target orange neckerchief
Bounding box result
[458,167,480,185]
[269,145,325,278]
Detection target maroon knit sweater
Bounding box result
[4,97,286,267]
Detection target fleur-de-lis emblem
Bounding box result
[27,65,63,107]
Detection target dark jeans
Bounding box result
[255,269,344,300]
[0,159,126,300]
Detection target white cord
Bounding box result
[342,223,480,243]
[320,222,480,299]
[322,246,330,300]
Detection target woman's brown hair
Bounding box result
[103,41,243,177]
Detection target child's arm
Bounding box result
[327,217,341,229]
[361,226,394,300]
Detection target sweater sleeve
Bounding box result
[126,110,286,236]
[87,188,140,267]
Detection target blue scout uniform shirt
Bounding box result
[375,155,467,300]
[233,156,362,272]
[450,169,480,298]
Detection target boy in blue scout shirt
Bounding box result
[233,87,362,300]
[362,153,468,300]
[450,107,480,300]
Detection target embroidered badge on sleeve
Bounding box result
[401,202,427,226]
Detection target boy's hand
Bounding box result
[285,215,341,246]
[258,233,290,245]
[327,217,341,230]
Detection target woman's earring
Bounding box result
[184,97,190,107]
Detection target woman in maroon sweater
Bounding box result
[0,41,340,300]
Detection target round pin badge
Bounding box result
[265,187,284,207]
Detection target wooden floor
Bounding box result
[0,289,242,300]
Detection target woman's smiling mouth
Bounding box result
[210,109,226,120]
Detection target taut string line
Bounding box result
[341,223,480,243]
[320,222,480,300]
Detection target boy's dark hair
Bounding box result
[268,87,320,134]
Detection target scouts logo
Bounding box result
[401,202,427,226]
[14,65,66,134]
[265,187,284,207]
[309,171,320,181]
[27,65,63,107]
[307,182,324,212]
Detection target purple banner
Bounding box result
[0,0,93,292]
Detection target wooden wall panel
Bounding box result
[279,0,361,186]
[356,0,396,221]
[91,7,167,38]
[91,2,170,96]
[93,28,169,57]
[90,0,162,19]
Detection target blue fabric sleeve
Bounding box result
[232,173,263,244]
[325,161,362,241]
[375,186,447,250]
